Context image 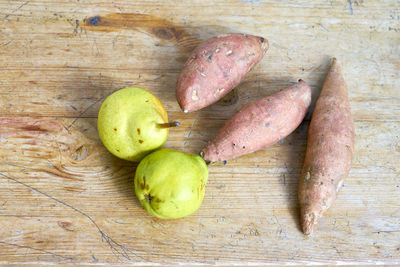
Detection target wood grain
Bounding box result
[0,0,399,265]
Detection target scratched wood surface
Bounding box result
[0,0,399,265]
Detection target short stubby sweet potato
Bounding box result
[298,58,355,235]
[201,80,311,162]
[176,33,269,113]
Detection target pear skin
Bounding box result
[98,87,169,162]
[135,149,208,219]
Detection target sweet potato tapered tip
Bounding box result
[300,202,328,235]
[301,210,317,235]
[330,57,341,73]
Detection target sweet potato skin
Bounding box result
[201,80,311,162]
[298,58,355,235]
[176,33,268,113]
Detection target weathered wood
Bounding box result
[0,0,399,265]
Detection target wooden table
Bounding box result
[0,0,399,265]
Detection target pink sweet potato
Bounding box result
[176,33,268,113]
[298,58,355,235]
[201,80,311,162]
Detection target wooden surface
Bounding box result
[0,0,399,265]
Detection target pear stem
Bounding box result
[157,121,180,128]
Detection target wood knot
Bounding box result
[72,145,89,161]
[152,26,184,41]
[88,16,100,26]
[152,27,174,40]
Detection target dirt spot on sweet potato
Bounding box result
[191,90,199,101]
[214,88,225,98]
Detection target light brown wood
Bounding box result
[0,0,399,265]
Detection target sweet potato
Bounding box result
[298,58,355,235]
[201,80,311,162]
[176,33,268,113]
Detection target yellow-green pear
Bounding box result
[135,149,208,219]
[98,87,178,162]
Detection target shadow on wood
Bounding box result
[280,120,310,233]
[306,55,333,119]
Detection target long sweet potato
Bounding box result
[298,58,355,235]
[176,33,268,113]
[201,80,311,162]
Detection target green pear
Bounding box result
[135,149,208,219]
[98,87,178,162]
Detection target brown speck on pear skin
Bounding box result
[145,194,153,202]
[140,176,146,190]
